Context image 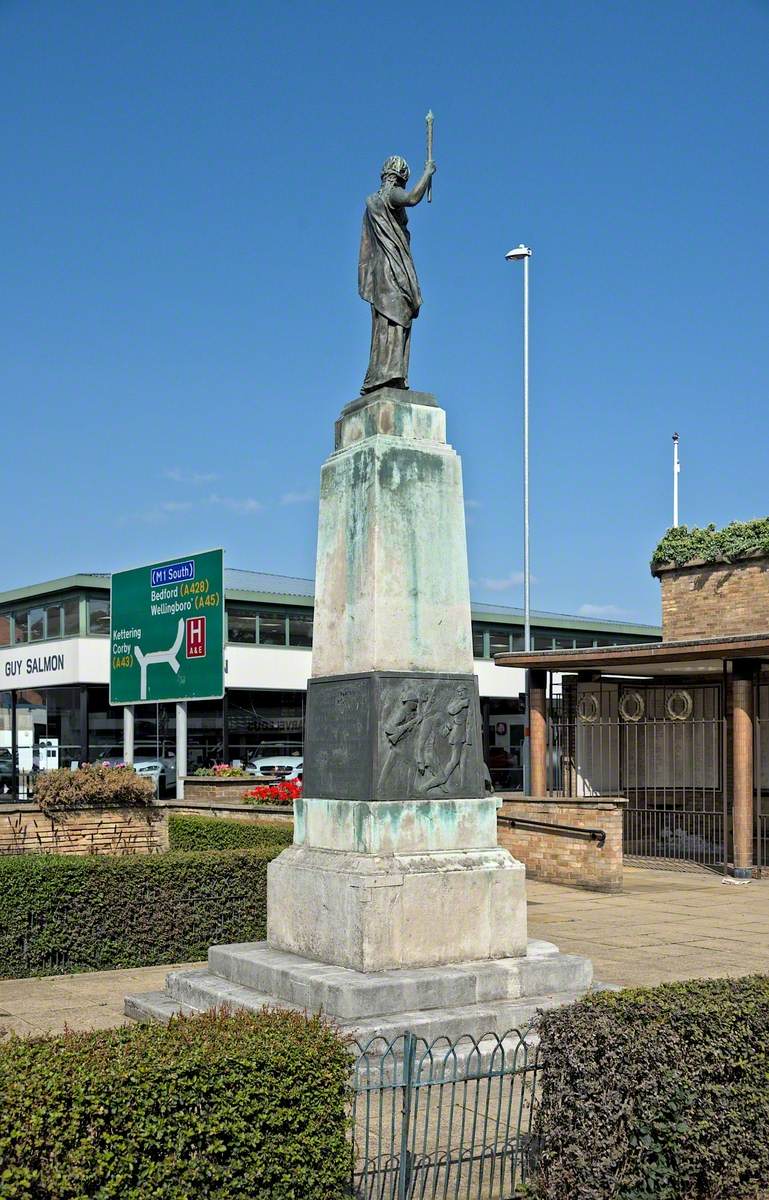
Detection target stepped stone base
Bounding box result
[125,938,594,1045]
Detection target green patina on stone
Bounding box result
[293,798,306,845]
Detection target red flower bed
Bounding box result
[243,779,302,806]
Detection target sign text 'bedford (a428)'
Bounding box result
[109,549,224,705]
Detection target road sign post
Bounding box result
[110,549,225,707]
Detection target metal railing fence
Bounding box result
[351,1029,540,1200]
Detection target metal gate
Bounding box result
[351,1029,540,1199]
[753,683,769,872]
[549,682,729,869]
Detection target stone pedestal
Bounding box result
[267,797,526,971]
[311,389,474,677]
[126,387,595,1037]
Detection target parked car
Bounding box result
[246,756,303,782]
[95,747,176,794]
[0,747,14,791]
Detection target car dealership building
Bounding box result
[0,568,659,792]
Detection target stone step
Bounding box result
[124,990,186,1025]
[205,939,591,1021]
[165,968,297,1016]
[145,966,589,1045]
[346,990,587,1047]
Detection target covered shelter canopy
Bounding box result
[495,630,769,677]
[495,633,769,879]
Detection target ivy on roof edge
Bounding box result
[651,518,769,571]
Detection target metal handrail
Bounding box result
[497,813,606,848]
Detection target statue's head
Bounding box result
[381,155,410,185]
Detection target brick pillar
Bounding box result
[529,669,548,797]
[731,662,755,879]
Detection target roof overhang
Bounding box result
[495,631,769,677]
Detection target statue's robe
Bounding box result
[358,184,422,392]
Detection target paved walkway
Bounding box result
[528,865,769,988]
[2,866,768,1038]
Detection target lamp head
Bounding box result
[505,245,532,260]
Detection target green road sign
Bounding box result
[109,549,224,705]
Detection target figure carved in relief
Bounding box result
[378,681,472,797]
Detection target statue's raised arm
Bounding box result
[358,154,437,394]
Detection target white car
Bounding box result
[96,747,177,793]
[246,756,303,782]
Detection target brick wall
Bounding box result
[182,778,257,804]
[656,556,769,640]
[164,798,293,825]
[497,797,624,892]
[0,805,168,856]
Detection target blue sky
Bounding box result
[2,0,768,625]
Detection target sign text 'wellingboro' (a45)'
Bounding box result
[109,549,224,705]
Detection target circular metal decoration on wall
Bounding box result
[666,689,693,721]
[619,690,645,722]
[577,693,600,723]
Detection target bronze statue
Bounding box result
[358,150,436,394]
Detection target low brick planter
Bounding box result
[497,796,625,893]
[0,803,167,856]
[163,797,293,825]
[182,777,257,804]
[653,552,769,640]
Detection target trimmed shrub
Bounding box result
[168,812,293,851]
[651,516,769,570]
[34,763,155,817]
[532,976,769,1199]
[0,1008,352,1199]
[0,848,280,979]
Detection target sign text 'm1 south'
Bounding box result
[151,559,195,588]
[110,549,224,705]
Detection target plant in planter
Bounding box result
[34,763,156,818]
[243,779,302,806]
[193,763,252,779]
[651,517,769,570]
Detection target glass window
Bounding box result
[88,597,110,636]
[488,629,512,656]
[258,611,287,647]
[28,607,46,642]
[472,626,485,658]
[13,610,28,644]
[228,607,257,643]
[574,635,597,648]
[533,635,555,650]
[46,605,61,639]
[288,613,313,647]
[554,636,576,649]
[63,598,79,636]
[0,614,9,647]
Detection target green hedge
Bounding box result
[651,517,769,570]
[532,976,769,1199]
[168,812,293,852]
[0,1008,352,1199]
[0,849,280,979]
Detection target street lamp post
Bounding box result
[506,244,533,792]
[505,245,533,652]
